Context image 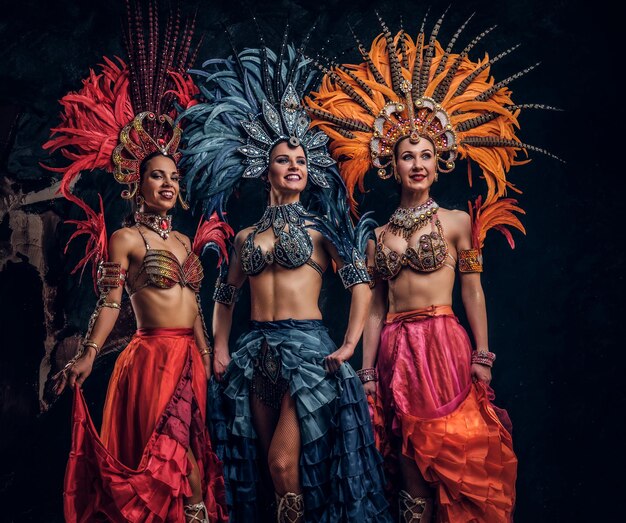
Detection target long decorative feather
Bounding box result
[192,212,234,267]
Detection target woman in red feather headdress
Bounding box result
[45,2,230,521]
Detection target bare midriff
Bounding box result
[130,286,199,329]
[249,258,326,322]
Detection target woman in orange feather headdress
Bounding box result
[44,2,231,521]
[305,10,560,522]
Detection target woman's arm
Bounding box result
[323,238,373,373]
[361,238,387,394]
[54,228,132,394]
[456,212,492,384]
[212,232,247,381]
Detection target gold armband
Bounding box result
[458,249,483,273]
[102,302,121,310]
[97,262,127,293]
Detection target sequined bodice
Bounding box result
[127,228,203,295]
[240,202,322,276]
[375,216,454,279]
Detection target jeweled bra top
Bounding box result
[240,202,323,277]
[374,210,456,279]
[126,227,203,295]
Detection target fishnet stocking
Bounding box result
[250,389,303,519]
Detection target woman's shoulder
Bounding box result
[110,226,140,244]
[439,208,470,226]
[234,226,254,244]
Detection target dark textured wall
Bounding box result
[0,0,620,521]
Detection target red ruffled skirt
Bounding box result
[370,306,517,522]
[64,328,228,522]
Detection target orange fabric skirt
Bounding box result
[64,328,228,522]
[371,306,517,522]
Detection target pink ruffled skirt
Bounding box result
[370,306,517,522]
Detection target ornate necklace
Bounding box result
[388,198,439,240]
[255,201,309,235]
[135,212,173,240]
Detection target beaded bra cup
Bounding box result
[375,213,455,279]
[241,202,323,276]
[127,227,203,295]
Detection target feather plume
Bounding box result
[192,212,234,267]
[468,195,525,250]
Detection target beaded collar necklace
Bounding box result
[388,198,439,240]
[255,201,309,235]
[135,212,173,240]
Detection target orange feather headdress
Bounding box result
[305,11,561,216]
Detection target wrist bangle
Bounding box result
[198,346,213,357]
[82,341,100,356]
[472,350,496,368]
[356,367,378,384]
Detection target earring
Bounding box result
[178,192,189,211]
[135,194,144,207]
[393,168,401,183]
[434,172,439,182]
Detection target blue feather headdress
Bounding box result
[180,40,337,217]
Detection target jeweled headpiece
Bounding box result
[238,84,334,187]
[305,11,561,211]
[43,1,201,275]
[181,26,340,216]
[112,111,182,199]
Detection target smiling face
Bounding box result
[267,141,308,197]
[394,137,437,194]
[138,154,180,214]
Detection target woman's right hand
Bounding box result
[213,348,231,382]
[362,380,377,397]
[53,351,95,395]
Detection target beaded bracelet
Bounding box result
[471,350,496,368]
[356,367,378,384]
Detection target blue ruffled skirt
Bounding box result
[207,319,391,522]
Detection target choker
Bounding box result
[388,198,439,240]
[135,212,173,240]
[256,201,309,235]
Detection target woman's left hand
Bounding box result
[471,363,492,385]
[325,344,355,373]
[202,354,212,381]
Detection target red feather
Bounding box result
[192,213,234,267]
[42,56,133,198]
[63,193,108,290]
[165,70,200,111]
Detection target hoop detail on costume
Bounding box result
[458,249,484,273]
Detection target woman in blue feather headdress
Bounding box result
[180,30,392,523]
